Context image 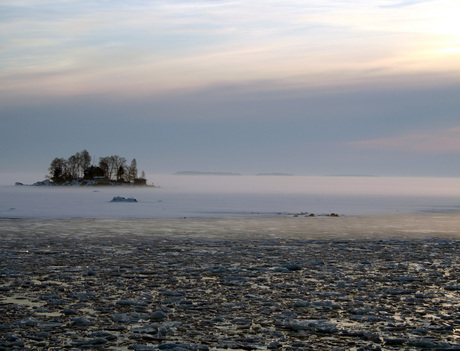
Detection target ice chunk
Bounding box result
[110,196,137,203]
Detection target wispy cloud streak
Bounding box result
[1,0,460,99]
[350,127,460,153]
[380,0,433,8]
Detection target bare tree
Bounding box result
[98,155,126,180]
[117,165,125,181]
[110,155,126,181]
[80,150,91,172]
[127,158,138,182]
[99,157,110,179]
[48,157,68,182]
[67,155,79,179]
[57,150,92,179]
[75,150,91,177]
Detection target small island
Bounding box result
[32,150,152,186]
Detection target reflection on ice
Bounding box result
[1,214,460,241]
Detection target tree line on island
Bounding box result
[47,150,149,186]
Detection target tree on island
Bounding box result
[47,150,148,185]
[128,159,138,180]
[48,157,68,182]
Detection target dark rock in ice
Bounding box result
[384,337,407,345]
[409,327,428,335]
[91,331,117,340]
[38,322,63,329]
[284,319,338,333]
[357,344,382,351]
[273,266,290,273]
[111,312,150,323]
[291,342,308,348]
[117,299,138,306]
[267,340,283,349]
[71,337,108,346]
[236,343,261,350]
[318,291,345,297]
[150,310,167,321]
[310,259,325,265]
[294,301,311,307]
[208,266,228,273]
[134,346,157,351]
[35,306,54,313]
[0,333,25,348]
[349,307,371,315]
[407,339,443,348]
[445,284,460,291]
[158,343,209,350]
[71,316,94,326]
[111,196,138,202]
[283,263,302,271]
[69,291,96,300]
[62,308,78,315]
[39,292,61,300]
[18,317,39,326]
[131,326,157,334]
[134,305,148,312]
[211,317,225,323]
[161,290,186,297]
[23,331,49,341]
[0,324,11,331]
[159,326,169,336]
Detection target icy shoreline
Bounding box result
[0,233,458,350]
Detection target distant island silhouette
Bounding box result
[174,171,242,176]
[174,171,294,176]
[256,173,293,176]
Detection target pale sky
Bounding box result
[1,0,460,182]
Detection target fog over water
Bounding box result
[1,175,460,239]
[3,175,460,219]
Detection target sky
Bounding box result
[1,0,460,183]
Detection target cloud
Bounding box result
[350,127,460,153]
[2,0,460,101]
[380,0,433,8]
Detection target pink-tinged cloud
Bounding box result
[350,127,460,152]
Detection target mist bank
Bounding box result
[3,173,460,197]
[2,175,460,220]
[152,174,460,197]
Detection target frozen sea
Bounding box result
[1,175,460,239]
